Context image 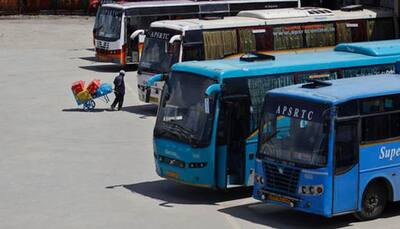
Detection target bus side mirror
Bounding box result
[146,73,168,87]
[204,84,221,114]
[167,35,182,54]
[130,29,145,40]
[145,74,167,103]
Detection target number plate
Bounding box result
[165,171,179,179]
[268,194,292,205]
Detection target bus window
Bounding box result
[343,64,395,78]
[367,18,395,41]
[140,34,180,73]
[222,30,238,56]
[273,25,304,50]
[247,74,294,131]
[337,100,359,117]
[253,27,273,51]
[182,45,204,61]
[390,113,400,137]
[303,23,335,48]
[95,8,122,41]
[336,22,352,43]
[276,115,290,139]
[336,20,366,43]
[361,95,400,114]
[203,30,237,60]
[238,29,256,53]
[362,115,390,142]
[335,120,358,174]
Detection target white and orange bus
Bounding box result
[93,0,299,65]
[137,6,396,103]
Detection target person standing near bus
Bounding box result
[111,70,125,111]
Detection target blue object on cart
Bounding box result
[96,83,113,97]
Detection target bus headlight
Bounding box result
[309,186,315,195]
[301,186,307,194]
[188,162,207,168]
[299,185,323,196]
[254,174,265,185]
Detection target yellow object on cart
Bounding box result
[76,90,92,103]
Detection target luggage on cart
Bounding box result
[87,79,101,95]
[96,83,113,97]
[71,80,85,95]
[70,79,113,111]
[76,90,92,102]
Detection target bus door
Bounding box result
[125,17,136,64]
[333,119,359,214]
[222,95,250,186]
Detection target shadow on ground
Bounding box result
[62,108,108,112]
[106,179,252,207]
[122,104,157,117]
[218,201,400,229]
[79,64,137,73]
[79,56,97,62]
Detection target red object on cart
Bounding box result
[71,80,85,95]
[87,79,101,95]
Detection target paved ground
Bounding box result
[1,16,400,229]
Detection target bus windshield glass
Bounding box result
[139,30,180,73]
[94,7,122,41]
[258,95,330,168]
[154,72,216,147]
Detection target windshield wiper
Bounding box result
[169,123,194,139]
[158,122,197,145]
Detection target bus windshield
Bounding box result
[94,7,122,41]
[154,72,216,147]
[258,96,330,168]
[139,30,180,73]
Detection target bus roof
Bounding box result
[171,39,400,81]
[151,7,393,31]
[103,0,298,10]
[267,74,400,105]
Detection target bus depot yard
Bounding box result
[3,15,400,229]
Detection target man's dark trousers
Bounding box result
[111,92,124,110]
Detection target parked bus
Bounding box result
[93,0,299,65]
[138,6,395,103]
[253,73,400,220]
[149,40,400,189]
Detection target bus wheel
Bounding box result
[355,183,387,220]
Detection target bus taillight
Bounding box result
[121,44,127,65]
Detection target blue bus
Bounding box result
[150,40,400,189]
[253,73,400,220]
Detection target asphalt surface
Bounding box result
[1,16,400,229]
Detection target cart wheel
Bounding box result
[83,100,96,111]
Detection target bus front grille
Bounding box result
[263,162,300,196]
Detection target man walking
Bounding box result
[111,70,125,111]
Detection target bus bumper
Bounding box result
[95,53,122,64]
[253,160,332,217]
[154,153,213,188]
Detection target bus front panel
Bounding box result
[253,159,333,216]
[253,94,334,217]
[154,138,216,187]
[94,7,125,64]
[153,71,218,187]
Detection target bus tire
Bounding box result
[355,183,387,221]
